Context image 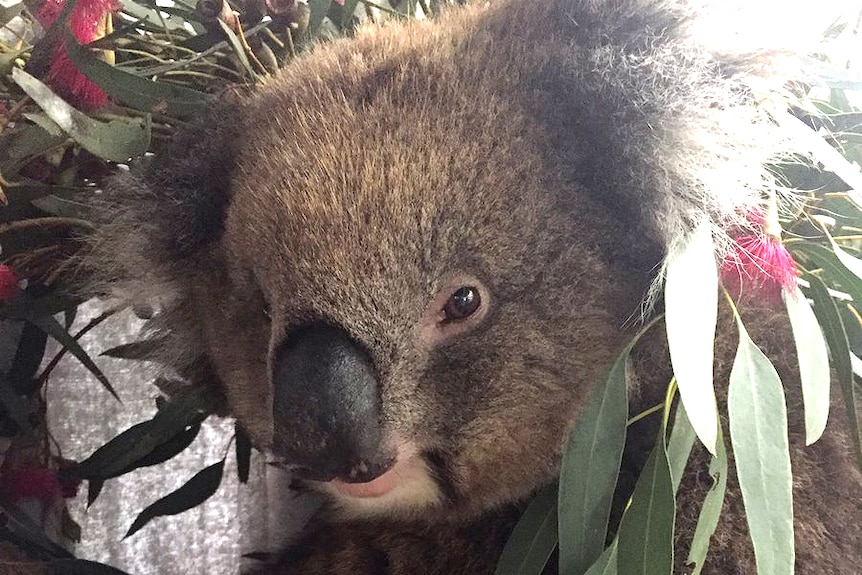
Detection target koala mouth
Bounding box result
[313,443,444,513]
[327,451,422,498]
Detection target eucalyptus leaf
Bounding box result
[236,426,252,484]
[666,402,697,494]
[804,274,862,469]
[75,388,213,479]
[48,559,133,574]
[583,540,618,575]
[686,426,728,575]
[773,110,862,207]
[784,283,831,445]
[664,219,718,454]
[558,338,628,574]
[494,482,558,575]
[101,337,167,361]
[62,30,211,119]
[616,435,675,575]
[728,310,794,575]
[11,69,151,162]
[125,459,225,538]
[219,19,256,79]
[21,313,118,400]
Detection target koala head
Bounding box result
[91,0,793,522]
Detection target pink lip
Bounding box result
[329,465,400,498]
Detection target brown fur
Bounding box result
[85,0,861,573]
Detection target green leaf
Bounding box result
[62,31,212,119]
[616,435,675,575]
[728,311,794,575]
[664,219,718,454]
[218,19,256,79]
[772,111,862,207]
[494,482,558,575]
[792,242,862,304]
[583,541,618,575]
[125,459,225,538]
[87,479,104,507]
[686,426,728,575]
[48,559,133,574]
[558,339,628,574]
[236,426,252,484]
[11,69,151,162]
[100,337,167,361]
[75,388,213,479]
[22,313,119,400]
[665,402,696,494]
[803,273,862,469]
[308,0,333,34]
[784,283,830,445]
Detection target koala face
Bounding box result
[192,66,648,518]
[96,0,772,524]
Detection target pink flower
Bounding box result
[721,233,799,304]
[36,0,119,109]
[0,264,20,302]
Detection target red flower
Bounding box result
[0,264,20,302]
[721,230,799,304]
[0,467,64,502]
[36,0,119,109]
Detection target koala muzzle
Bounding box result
[271,323,394,483]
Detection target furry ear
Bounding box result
[122,98,242,262]
[81,95,243,304]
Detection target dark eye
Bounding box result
[443,286,481,321]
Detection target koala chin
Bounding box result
[87,0,862,572]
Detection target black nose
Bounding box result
[271,323,393,482]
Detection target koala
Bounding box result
[86,0,862,573]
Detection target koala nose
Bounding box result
[271,323,394,483]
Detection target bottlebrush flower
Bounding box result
[720,204,798,304]
[36,0,119,109]
[0,264,20,302]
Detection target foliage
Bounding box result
[0,0,860,574]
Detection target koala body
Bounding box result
[89,0,862,573]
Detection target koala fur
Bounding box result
[86,0,861,573]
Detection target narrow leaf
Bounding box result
[558,343,628,574]
[666,402,697,494]
[22,313,118,400]
[686,426,728,575]
[665,220,719,454]
[784,282,831,445]
[494,482,558,575]
[63,31,211,119]
[236,426,252,484]
[728,312,794,575]
[12,69,150,162]
[804,274,862,469]
[87,479,104,507]
[583,541,618,575]
[125,459,225,538]
[49,559,133,574]
[100,337,167,361]
[616,435,675,575]
[75,389,213,479]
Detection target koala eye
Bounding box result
[443,286,481,321]
[418,276,489,347]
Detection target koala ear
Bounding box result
[98,96,241,269]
